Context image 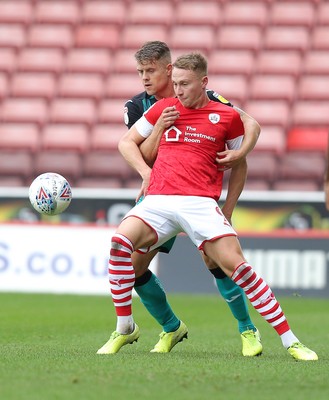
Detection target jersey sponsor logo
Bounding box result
[209,113,220,124]
[164,126,182,141]
[212,92,230,104]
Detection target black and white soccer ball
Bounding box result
[29,172,72,215]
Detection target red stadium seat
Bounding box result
[105,73,141,99]
[0,73,9,99]
[0,1,33,25]
[254,126,286,156]
[286,127,328,152]
[34,1,80,25]
[298,76,329,101]
[65,49,112,76]
[112,49,138,73]
[121,26,168,49]
[0,123,40,152]
[0,151,33,180]
[124,178,142,189]
[0,48,17,74]
[311,27,329,50]
[1,98,48,126]
[244,100,290,128]
[127,1,174,27]
[49,99,96,126]
[216,26,262,53]
[243,179,271,192]
[303,51,329,75]
[246,152,278,184]
[249,75,296,103]
[264,27,309,53]
[0,24,26,49]
[81,0,126,26]
[317,2,329,25]
[0,176,25,187]
[175,1,222,27]
[207,75,247,106]
[97,99,126,124]
[256,51,302,78]
[223,1,268,27]
[91,124,124,151]
[270,2,316,28]
[292,101,329,127]
[28,25,74,49]
[41,124,89,153]
[273,179,320,192]
[34,151,82,182]
[278,152,325,184]
[75,25,120,49]
[170,26,215,54]
[83,152,137,180]
[10,73,56,101]
[17,48,65,75]
[58,73,104,100]
[76,177,123,189]
[208,50,255,77]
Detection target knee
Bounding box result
[132,252,151,277]
[201,252,218,270]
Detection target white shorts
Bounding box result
[124,195,237,252]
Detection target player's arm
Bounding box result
[217,107,260,170]
[138,119,166,167]
[119,125,152,200]
[325,134,329,211]
[125,100,178,167]
[221,157,247,223]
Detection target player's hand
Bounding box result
[136,170,151,203]
[216,149,245,171]
[156,106,180,129]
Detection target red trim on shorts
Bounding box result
[122,214,159,253]
[199,233,237,254]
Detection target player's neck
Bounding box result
[154,86,175,100]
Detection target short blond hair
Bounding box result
[173,53,208,77]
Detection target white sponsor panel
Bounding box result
[0,224,158,295]
[243,249,327,289]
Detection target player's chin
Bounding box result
[144,86,155,95]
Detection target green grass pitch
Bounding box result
[0,293,328,400]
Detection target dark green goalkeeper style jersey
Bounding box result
[123,90,234,253]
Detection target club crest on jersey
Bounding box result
[164,126,182,141]
[209,113,220,124]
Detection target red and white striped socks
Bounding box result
[109,233,135,334]
[232,262,299,348]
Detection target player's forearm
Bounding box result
[221,158,247,220]
[118,132,152,180]
[234,107,261,157]
[139,122,164,167]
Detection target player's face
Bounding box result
[136,60,172,99]
[172,68,208,109]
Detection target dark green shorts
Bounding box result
[157,236,176,254]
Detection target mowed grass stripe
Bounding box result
[0,293,328,400]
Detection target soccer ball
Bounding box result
[29,172,72,215]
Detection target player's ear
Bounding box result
[166,63,173,76]
[201,76,208,88]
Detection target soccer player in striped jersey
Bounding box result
[97,52,318,361]
[122,41,261,356]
